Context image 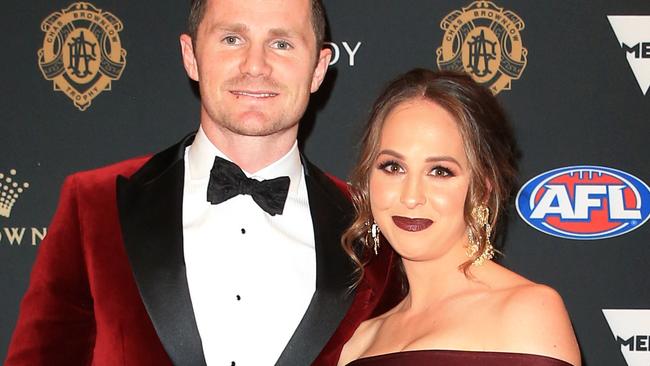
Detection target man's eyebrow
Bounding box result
[208,22,249,34]
[269,28,299,39]
[205,23,304,42]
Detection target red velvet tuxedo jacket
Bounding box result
[6,134,401,366]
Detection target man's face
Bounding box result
[180,0,330,139]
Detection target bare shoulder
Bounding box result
[498,283,581,366]
[337,316,384,366]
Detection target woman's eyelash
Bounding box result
[377,160,397,169]
[376,160,455,177]
[430,165,454,177]
[377,160,403,173]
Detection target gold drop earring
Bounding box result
[467,205,494,265]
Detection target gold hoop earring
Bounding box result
[365,220,381,255]
[467,205,494,265]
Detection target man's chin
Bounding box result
[224,115,289,137]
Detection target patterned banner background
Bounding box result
[1,1,649,365]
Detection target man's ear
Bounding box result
[180,34,199,81]
[310,47,332,93]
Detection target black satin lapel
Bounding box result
[276,161,356,366]
[117,134,206,366]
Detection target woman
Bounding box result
[337,69,581,366]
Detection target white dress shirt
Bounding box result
[182,127,316,365]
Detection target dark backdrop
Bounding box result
[2,1,649,365]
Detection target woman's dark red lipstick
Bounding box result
[392,216,433,232]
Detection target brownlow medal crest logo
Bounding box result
[38,2,127,111]
[436,1,527,94]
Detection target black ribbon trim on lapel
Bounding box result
[117,134,207,366]
[275,159,356,366]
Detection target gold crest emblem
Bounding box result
[38,2,127,111]
[436,1,527,94]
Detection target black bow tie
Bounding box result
[207,156,290,216]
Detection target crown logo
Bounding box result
[0,169,30,218]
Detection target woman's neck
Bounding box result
[398,241,488,313]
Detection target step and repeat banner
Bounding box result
[1,1,649,365]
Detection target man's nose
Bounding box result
[239,43,271,77]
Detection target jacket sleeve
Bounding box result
[5,175,96,366]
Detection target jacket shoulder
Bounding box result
[69,132,194,187]
[68,155,152,190]
[304,160,353,215]
[324,172,351,200]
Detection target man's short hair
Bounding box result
[187,0,327,51]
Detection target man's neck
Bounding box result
[200,121,299,173]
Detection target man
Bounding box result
[6,0,399,365]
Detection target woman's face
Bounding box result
[369,99,471,262]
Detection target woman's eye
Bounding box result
[378,161,404,174]
[430,166,452,177]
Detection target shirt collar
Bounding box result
[187,126,303,195]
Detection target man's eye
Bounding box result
[272,40,292,50]
[223,36,240,45]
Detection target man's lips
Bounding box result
[230,90,278,98]
[392,216,433,232]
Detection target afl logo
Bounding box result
[516,166,650,240]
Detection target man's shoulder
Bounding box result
[323,172,351,200]
[70,155,153,187]
[303,159,353,214]
[69,133,193,189]
[304,159,350,196]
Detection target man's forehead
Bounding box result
[201,0,314,38]
[205,0,312,20]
